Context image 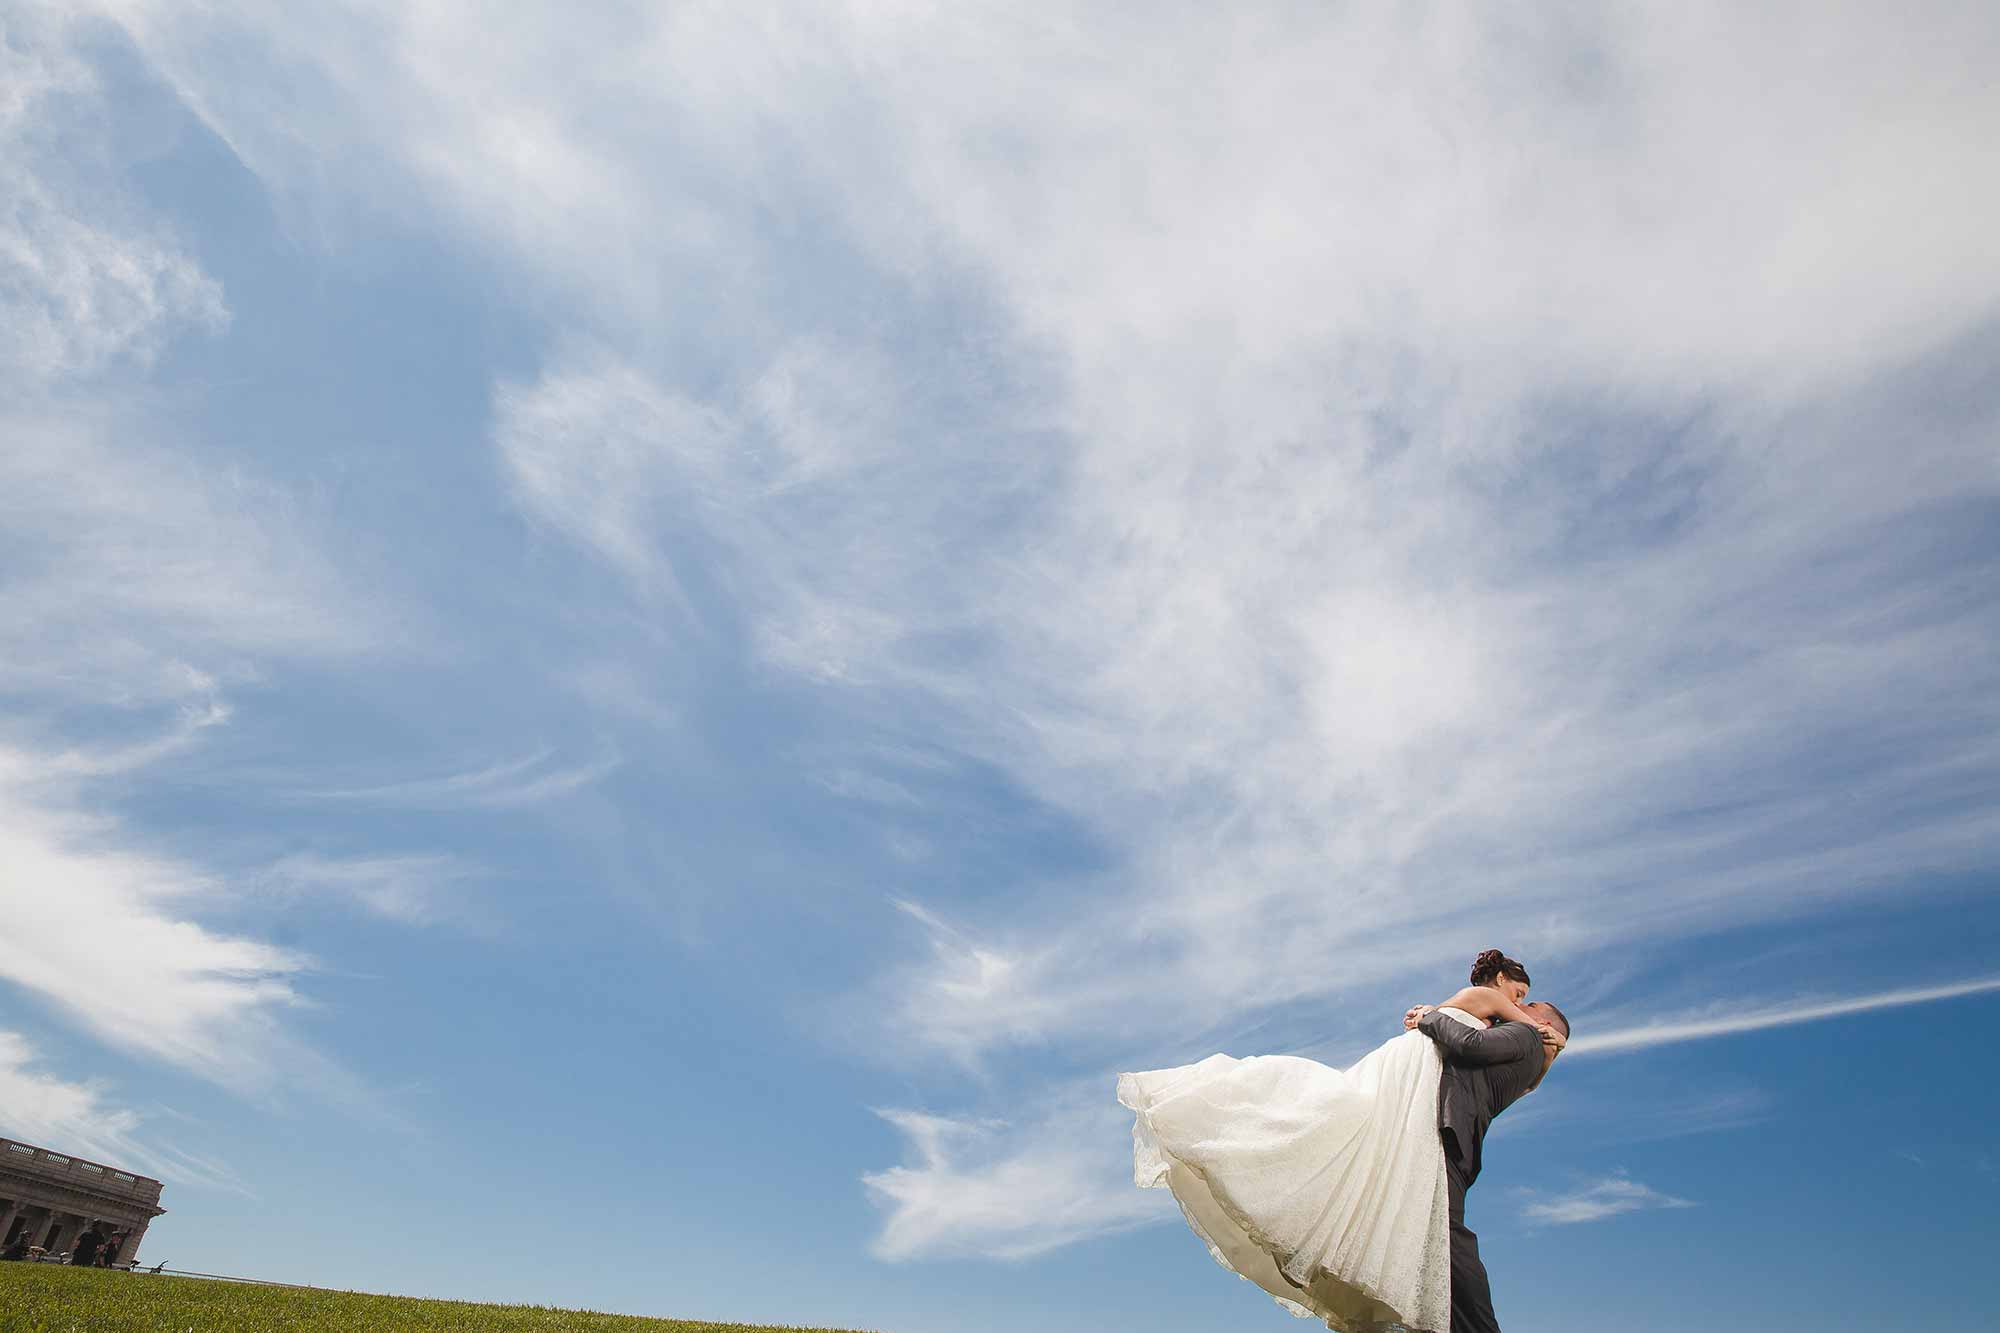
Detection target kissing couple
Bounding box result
[1117,949,1568,1333]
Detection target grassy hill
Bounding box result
[0,1265,874,1333]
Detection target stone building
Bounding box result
[0,1136,165,1264]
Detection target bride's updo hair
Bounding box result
[1470,948,1530,988]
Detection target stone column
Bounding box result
[0,1199,19,1242]
[16,1206,47,1250]
[116,1218,152,1266]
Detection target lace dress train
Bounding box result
[1116,1009,1481,1332]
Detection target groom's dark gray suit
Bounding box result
[1416,1013,1545,1333]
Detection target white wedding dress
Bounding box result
[1116,1008,1481,1333]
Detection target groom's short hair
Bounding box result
[1533,1002,1570,1038]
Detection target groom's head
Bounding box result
[1523,1002,1569,1084]
[1523,1001,1569,1040]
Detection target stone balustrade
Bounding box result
[0,1139,164,1207]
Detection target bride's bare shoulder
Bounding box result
[1438,984,1507,1015]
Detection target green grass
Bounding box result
[0,1265,874,1332]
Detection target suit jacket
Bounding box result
[1417,1012,1543,1188]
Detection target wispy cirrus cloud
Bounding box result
[864,1090,1167,1262]
[0,1031,244,1191]
[0,445,395,1094]
[0,414,375,706]
[0,1029,152,1164]
[0,12,383,709]
[301,748,619,810]
[0,11,402,1109]
[83,0,2000,1268]
[491,339,1012,692]
[1520,1172,1695,1226]
[0,5,226,383]
[0,737,308,1089]
[0,11,363,709]
[1564,977,2000,1058]
[392,3,2000,1084]
[259,852,478,927]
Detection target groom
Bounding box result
[1404,998,1568,1333]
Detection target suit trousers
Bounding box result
[1446,1152,1500,1333]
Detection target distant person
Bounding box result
[1,1234,27,1262]
[99,1231,126,1267]
[70,1223,104,1267]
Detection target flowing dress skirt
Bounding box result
[1116,1011,1480,1332]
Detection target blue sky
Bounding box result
[2,4,1997,1331]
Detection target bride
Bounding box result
[1116,949,1564,1332]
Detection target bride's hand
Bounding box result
[1535,1021,1566,1053]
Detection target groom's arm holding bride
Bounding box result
[1404,987,1565,1046]
[1408,1006,1543,1067]
[1404,992,1566,1098]
[1403,988,1566,1069]
[1403,985,1545,1034]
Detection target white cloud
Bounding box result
[864,1093,1167,1262]
[0,419,391,1094]
[0,4,227,382]
[1520,1172,1694,1226]
[495,359,735,608]
[105,4,2000,392]
[0,414,382,706]
[0,1031,239,1189]
[491,341,991,692]
[332,4,2000,1077]
[0,740,307,1087]
[876,901,1067,1067]
[0,11,396,1098]
[0,1030,147,1163]
[0,13,367,705]
[1564,976,2000,1058]
[302,749,618,810]
[79,0,2000,1263]
[260,853,475,926]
